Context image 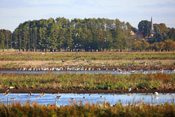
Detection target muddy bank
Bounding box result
[0,88,174,94]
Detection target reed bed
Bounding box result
[0,73,174,91]
[0,101,174,117]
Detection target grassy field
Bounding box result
[0,101,174,116]
[0,52,175,60]
[0,52,175,68]
[0,73,174,92]
[0,60,175,69]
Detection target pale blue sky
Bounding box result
[0,0,175,32]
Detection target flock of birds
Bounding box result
[2,87,160,102]
[16,66,175,75]
[17,66,97,71]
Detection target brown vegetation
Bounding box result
[0,101,174,117]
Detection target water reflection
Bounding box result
[0,93,174,106]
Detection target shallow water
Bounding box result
[0,70,175,75]
[0,93,174,106]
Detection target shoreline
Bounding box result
[0,88,174,94]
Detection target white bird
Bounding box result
[5,86,15,93]
[9,86,15,89]
[128,88,131,92]
[155,92,159,96]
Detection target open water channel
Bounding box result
[0,93,175,106]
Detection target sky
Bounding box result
[0,0,175,32]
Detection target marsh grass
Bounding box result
[0,52,175,61]
[2,62,19,67]
[47,62,63,66]
[0,101,174,117]
[0,73,174,91]
[18,62,25,65]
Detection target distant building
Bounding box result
[130,30,136,36]
[130,27,140,38]
[150,17,154,37]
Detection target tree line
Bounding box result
[0,17,175,52]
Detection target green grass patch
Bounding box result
[0,52,175,60]
[2,62,18,67]
[0,73,174,91]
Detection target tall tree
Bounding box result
[138,20,151,38]
[0,31,5,51]
[33,27,38,52]
[23,23,29,51]
[39,27,47,51]
[164,39,175,51]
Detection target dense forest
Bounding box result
[0,17,175,52]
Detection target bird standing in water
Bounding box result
[155,92,159,96]
[128,88,131,93]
